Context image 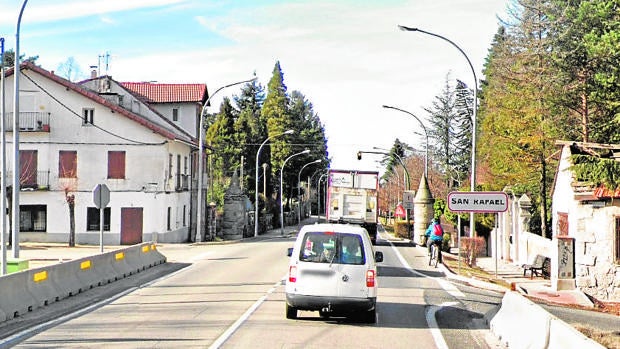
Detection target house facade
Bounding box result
[552,141,620,301]
[2,62,208,244]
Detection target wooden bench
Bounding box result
[522,255,550,279]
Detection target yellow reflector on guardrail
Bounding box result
[142,245,149,253]
[80,260,92,270]
[115,252,125,261]
[33,270,48,283]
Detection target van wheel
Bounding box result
[361,309,376,323]
[286,304,297,319]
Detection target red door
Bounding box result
[121,207,143,245]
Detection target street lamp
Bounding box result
[196,76,257,242]
[371,146,411,190]
[280,149,310,235]
[254,129,294,237]
[1,37,6,274]
[317,172,328,222]
[398,25,478,237]
[11,0,28,259]
[297,159,321,224]
[358,150,410,190]
[382,105,428,178]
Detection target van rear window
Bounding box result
[299,232,365,265]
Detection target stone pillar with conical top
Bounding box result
[413,174,435,245]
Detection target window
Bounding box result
[82,108,94,125]
[20,150,38,188]
[168,153,173,178]
[183,205,186,226]
[615,217,620,264]
[172,108,179,122]
[20,205,46,232]
[167,207,172,231]
[184,156,188,175]
[108,151,125,179]
[86,207,111,231]
[59,151,77,178]
[299,232,365,265]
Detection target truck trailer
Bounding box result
[326,169,379,244]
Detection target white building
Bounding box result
[2,62,209,244]
[551,141,620,301]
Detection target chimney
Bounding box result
[90,65,98,79]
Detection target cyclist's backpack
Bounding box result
[433,224,443,236]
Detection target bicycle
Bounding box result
[428,241,440,268]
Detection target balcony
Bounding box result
[5,171,50,191]
[4,112,51,132]
[176,174,190,192]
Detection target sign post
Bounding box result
[448,191,508,277]
[93,184,110,253]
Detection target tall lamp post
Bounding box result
[382,105,428,178]
[398,25,478,237]
[254,130,294,237]
[297,159,321,224]
[11,0,29,258]
[196,76,256,242]
[317,172,328,222]
[280,149,310,235]
[1,37,6,274]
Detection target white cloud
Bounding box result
[3,0,508,172]
[0,0,188,25]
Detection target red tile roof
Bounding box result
[594,186,620,199]
[121,82,208,103]
[10,62,186,142]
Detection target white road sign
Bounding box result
[447,191,508,213]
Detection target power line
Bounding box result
[22,71,168,146]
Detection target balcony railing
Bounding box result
[176,174,189,191]
[5,171,50,190]
[4,112,51,132]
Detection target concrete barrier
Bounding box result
[25,268,61,308]
[490,291,605,349]
[73,257,103,290]
[0,243,167,325]
[0,271,38,321]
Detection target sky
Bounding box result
[0,0,509,173]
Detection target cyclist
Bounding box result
[425,217,444,263]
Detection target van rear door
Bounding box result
[336,233,370,299]
[295,231,340,298]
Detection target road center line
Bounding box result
[208,279,282,349]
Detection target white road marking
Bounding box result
[208,279,283,349]
[427,302,458,349]
[388,240,466,349]
[0,287,137,348]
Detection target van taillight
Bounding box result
[289,266,297,283]
[366,270,375,287]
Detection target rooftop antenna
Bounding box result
[98,51,111,76]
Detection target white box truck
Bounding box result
[326,169,379,244]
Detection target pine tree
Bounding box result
[233,80,266,196]
[261,61,295,199]
[206,97,240,206]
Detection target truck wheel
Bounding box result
[286,304,297,319]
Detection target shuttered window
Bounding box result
[108,151,125,179]
[59,151,77,178]
[20,150,38,187]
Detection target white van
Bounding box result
[285,223,383,323]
